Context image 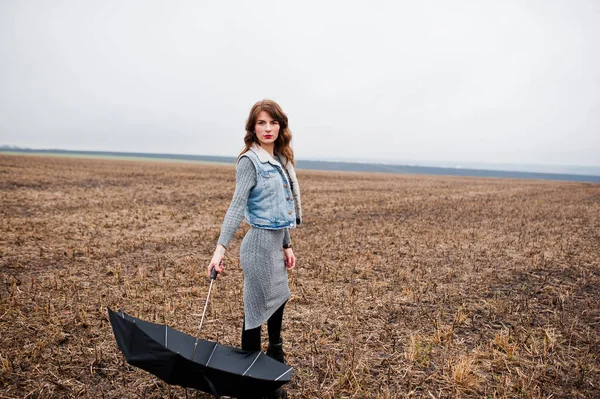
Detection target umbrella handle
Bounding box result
[208,259,222,280]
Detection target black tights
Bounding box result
[241,301,286,352]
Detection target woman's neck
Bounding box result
[260,143,275,157]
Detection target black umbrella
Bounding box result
[107,270,292,397]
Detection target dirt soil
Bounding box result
[1,154,599,398]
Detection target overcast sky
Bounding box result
[1,0,599,166]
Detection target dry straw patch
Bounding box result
[1,154,599,398]
[447,353,481,393]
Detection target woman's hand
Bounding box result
[208,245,226,278]
[284,247,296,270]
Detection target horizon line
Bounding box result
[1,144,599,171]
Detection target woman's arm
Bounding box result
[283,228,295,270]
[207,157,256,277]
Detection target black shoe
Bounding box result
[266,339,285,363]
[266,340,287,398]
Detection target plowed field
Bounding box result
[1,155,598,398]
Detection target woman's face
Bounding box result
[254,111,280,146]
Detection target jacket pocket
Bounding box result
[260,168,278,179]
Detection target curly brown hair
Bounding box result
[240,99,295,166]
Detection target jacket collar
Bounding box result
[250,143,286,167]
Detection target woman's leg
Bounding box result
[266,302,289,398]
[241,320,261,352]
[242,300,286,352]
[267,301,286,345]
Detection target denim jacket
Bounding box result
[240,144,302,230]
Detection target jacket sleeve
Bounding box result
[217,157,256,248]
[283,228,291,247]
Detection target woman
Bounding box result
[207,99,301,398]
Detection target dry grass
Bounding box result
[1,154,599,398]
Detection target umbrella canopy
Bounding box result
[107,307,292,397]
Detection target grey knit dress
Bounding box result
[217,156,292,330]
